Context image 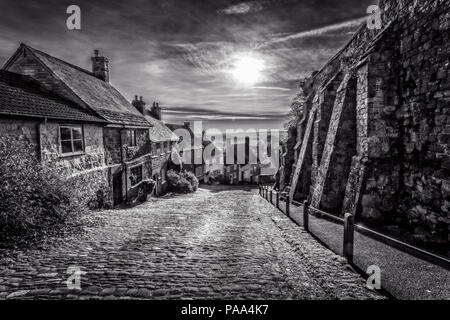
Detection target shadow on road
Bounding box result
[200,184,258,193]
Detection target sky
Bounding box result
[0,0,374,131]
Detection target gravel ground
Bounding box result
[0,185,383,300]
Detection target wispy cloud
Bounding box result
[251,86,292,91]
[0,0,374,130]
[257,17,366,49]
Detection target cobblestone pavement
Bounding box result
[0,185,384,300]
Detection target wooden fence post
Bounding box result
[285,194,290,217]
[270,189,273,204]
[303,200,309,232]
[343,212,354,262]
[276,191,280,209]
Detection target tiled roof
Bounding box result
[23,45,151,127]
[0,70,106,123]
[145,115,179,142]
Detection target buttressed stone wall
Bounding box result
[288,0,450,244]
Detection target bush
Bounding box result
[0,137,86,243]
[182,171,199,191]
[127,178,156,203]
[167,169,197,194]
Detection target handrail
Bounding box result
[309,206,345,225]
[291,200,303,207]
[259,190,449,270]
[355,224,450,270]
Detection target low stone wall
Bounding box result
[66,166,112,209]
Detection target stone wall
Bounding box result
[0,119,39,145]
[40,123,105,175]
[0,118,112,207]
[287,0,450,244]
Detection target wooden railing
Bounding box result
[259,185,450,270]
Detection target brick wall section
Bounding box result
[103,127,122,165]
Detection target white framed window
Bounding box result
[59,125,84,155]
[127,130,137,147]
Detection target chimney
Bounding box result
[150,102,162,120]
[91,50,109,82]
[132,95,146,115]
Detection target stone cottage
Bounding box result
[132,98,179,195]
[1,44,154,207]
[283,0,450,245]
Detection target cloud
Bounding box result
[0,0,373,131]
[219,1,264,15]
[257,17,366,49]
[162,105,284,121]
[251,86,292,91]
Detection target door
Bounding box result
[113,170,123,206]
[153,173,161,196]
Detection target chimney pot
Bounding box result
[94,49,99,57]
[150,101,162,120]
[132,94,146,115]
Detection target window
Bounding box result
[156,142,161,154]
[130,165,143,186]
[60,126,84,154]
[127,130,137,147]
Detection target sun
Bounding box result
[230,54,264,86]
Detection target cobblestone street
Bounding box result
[0,186,384,300]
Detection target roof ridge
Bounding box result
[22,43,96,79]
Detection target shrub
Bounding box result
[182,171,199,191]
[127,178,156,203]
[0,137,86,244]
[167,169,195,194]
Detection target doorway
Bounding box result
[113,170,123,206]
